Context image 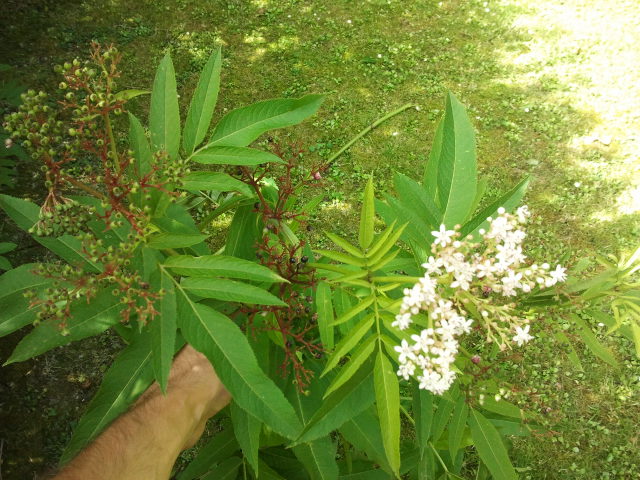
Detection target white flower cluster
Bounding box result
[392,206,566,395]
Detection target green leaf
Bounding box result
[0,264,51,337]
[178,426,239,480]
[316,281,335,350]
[460,177,530,238]
[180,171,253,196]
[0,194,101,273]
[571,313,618,367]
[60,333,155,465]
[423,118,444,200]
[553,332,584,371]
[164,254,285,283]
[128,112,153,178]
[5,289,122,365]
[225,204,261,260]
[436,92,477,227]
[183,47,222,155]
[373,349,401,476]
[326,232,365,258]
[330,295,374,327]
[431,397,455,442]
[296,361,375,444]
[147,233,208,249]
[631,321,640,358]
[393,173,439,229]
[151,270,177,393]
[339,409,391,473]
[230,402,261,475]
[175,293,302,438]
[322,314,374,376]
[0,256,11,271]
[359,177,375,250]
[201,457,243,480]
[323,334,376,398]
[468,409,517,480]
[208,94,324,147]
[114,89,150,101]
[448,396,468,461]
[0,242,16,254]
[314,249,366,267]
[181,277,286,306]
[149,53,180,160]
[192,145,284,166]
[288,379,340,480]
[413,383,433,455]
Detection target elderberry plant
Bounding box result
[1,46,639,480]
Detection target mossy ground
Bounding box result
[1,0,639,478]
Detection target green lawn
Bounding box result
[1,0,639,477]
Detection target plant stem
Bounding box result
[104,112,120,174]
[327,103,416,165]
[64,176,107,200]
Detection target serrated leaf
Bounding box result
[448,395,468,462]
[631,321,640,358]
[0,194,101,273]
[147,233,208,249]
[165,254,285,283]
[183,47,222,155]
[314,249,366,267]
[296,359,375,444]
[0,242,16,254]
[192,145,284,165]
[0,264,51,337]
[230,402,261,475]
[182,277,286,306]
[208,94,324,147]
[339,408,391,474]
[460,177,530,238]
[225,204,261,260]
[201,456,242,480]
[149,53,180,160]
[180,171,253,196]
[174,287,301,438]
[128,112,153,179]
[373,349,401,476]
[393,173,439,229]
[423,118,444,200]
[322,314,374,376]
[324,334,376,398]
[114,89,150,101]
[437,92,477,227]
[468,409,517,480]
[413,383,433,455]
[178,426,239,480]
[316,281,335,350]
[151,270,177,393]
[326,232,364,258]
[331,295,374,327]
[5,289,122,365]
[571,313,618,367]
[60,333,155,464]
[359,177,375,250]
[288,378,339,480]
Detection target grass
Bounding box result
[0,0,639,478]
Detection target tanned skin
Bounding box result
[54,345,230,480]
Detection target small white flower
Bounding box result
[550,265,567,283]
[394,339,416,363]
[513,325,534,346]
[431,224,456,247]
[397,362,415,380]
